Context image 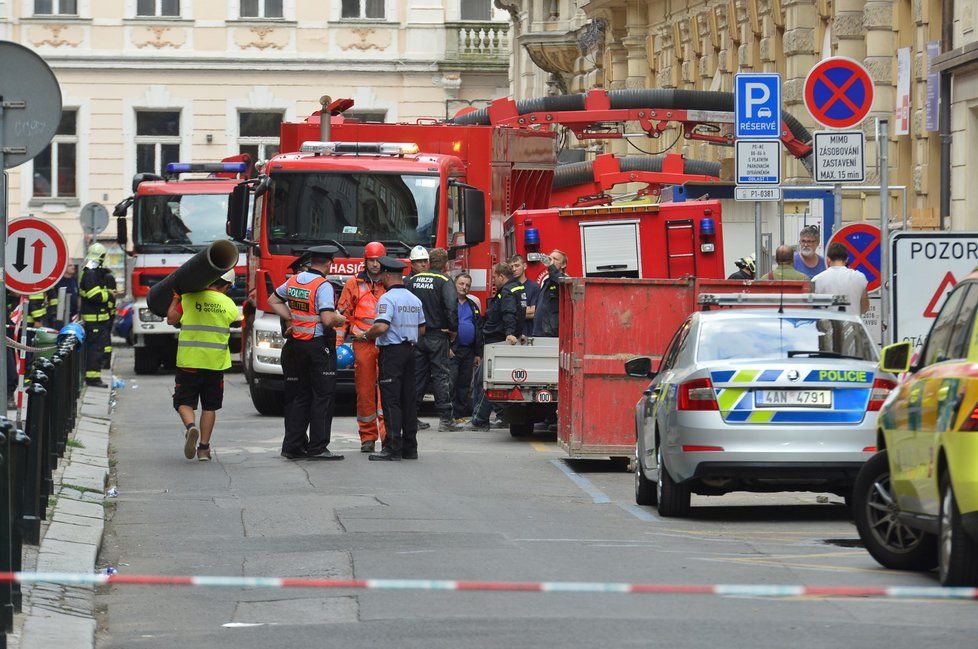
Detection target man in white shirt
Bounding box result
[812,242,870,315]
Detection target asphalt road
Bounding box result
[97,347,978,648]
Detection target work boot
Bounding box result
[416,419,431,430]
[401,451,418,460]
[183,426,200,460]
[465,420,490,431]
[439,419,462,432]
[307,449,345,461]
[489,419,508,430]
[369,449,401,461]
[360,441,376,453]
[86,378,108,388]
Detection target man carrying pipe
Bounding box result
[79,243,114,387]
[166,270,240,461]
[337,241,387,453]
[268,246,347,461]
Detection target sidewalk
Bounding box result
[9,384,113,649]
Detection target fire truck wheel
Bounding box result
[249,381,284,416]
[509,423,533,437]
[133,347,160,375]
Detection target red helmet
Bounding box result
[364,241,386,259]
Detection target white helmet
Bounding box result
[220,269,236,284]
[409,245,429,261]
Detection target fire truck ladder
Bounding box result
[449,88,814,173]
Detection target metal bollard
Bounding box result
[0,417,12,631]
[21,376,45,545]
[48,353,66,458]
[34,359,56,504]
[7,420,27,613]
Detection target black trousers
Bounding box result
[449,345,476,417]
[281,336,336,456]
[83,322,105,379]
[414,331,452,419]
[379,343,418,456]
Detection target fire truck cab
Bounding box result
[115,161,249,374]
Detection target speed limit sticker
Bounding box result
[536,390,552,403]
[512,369,528,383]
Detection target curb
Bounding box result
[13,385,112,649]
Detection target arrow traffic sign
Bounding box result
[828,222,881,291]
[5,217,69,295]
[804,57,874,129]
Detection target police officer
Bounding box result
[166,270,239,461]
[406,247,460,432]
[268,245,346,461]
[79,243,114,387]
[467,262,526,430]
[532,249,568,338]
[357,257,425,461]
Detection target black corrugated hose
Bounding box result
[552,155,721,189]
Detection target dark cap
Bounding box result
[377,256,407,273]
[303,245,339,257]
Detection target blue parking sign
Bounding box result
[735,73,782,139]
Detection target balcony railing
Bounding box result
[444,21,509,66]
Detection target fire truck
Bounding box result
[228,91,815,417]
[114,160,250,374]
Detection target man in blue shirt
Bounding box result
[793,225,826,279]
[449,273,482,420]
[357,257,426,461]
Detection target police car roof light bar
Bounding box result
[697,293,849,308]
[165,162,248,174]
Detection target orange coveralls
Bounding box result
[337,273,387,443]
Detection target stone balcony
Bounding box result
[443,21,510,70]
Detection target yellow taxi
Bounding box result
[853,273,978,586]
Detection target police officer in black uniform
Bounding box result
[267,245,346,461]
[358,257,426,461]
[405,248,460,431]
[532,249,568,338]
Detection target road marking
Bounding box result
[531,442,551,453]
[618,503,662,523]
[549,459,611,504]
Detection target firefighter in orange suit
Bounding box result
[338,241,388,453]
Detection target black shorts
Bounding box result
[173,368,225,412]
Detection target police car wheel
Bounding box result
[853,451,936,571]
[938,474,978,586]
[635,451,657,507]
[655,448,690,518]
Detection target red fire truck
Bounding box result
[228,92,815,416]
[114,160,250,374]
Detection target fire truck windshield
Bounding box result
[135,193,233,251]
[266,172,438,253]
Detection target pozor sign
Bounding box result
[891,232,978,351]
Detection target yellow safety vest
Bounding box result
[176,290,238,371]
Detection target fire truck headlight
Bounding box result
[255,330,285,350]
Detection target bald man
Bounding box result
[766,245,809,281]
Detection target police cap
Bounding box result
[377,256,407,273]
[303,245,339,257]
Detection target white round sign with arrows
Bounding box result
[5,217,69,295]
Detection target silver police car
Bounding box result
[626,306,896,517]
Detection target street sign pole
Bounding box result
[755,201,763,277]
[0,101,8,428]
[833,184,843,237]
[879,119,891,346]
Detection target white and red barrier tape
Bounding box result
[1,572,975,600]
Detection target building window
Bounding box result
[137,0,180,17]
[33,110,77,199]
[461,0,490,20]
[33,0,77,15]
[135,110,181,175]
[238,111,283,161]
[341,0,384,19]
[240,0,283,18]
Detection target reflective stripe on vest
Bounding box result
[176,290,234,371]
[351,280,381,334]
[285,274,329,340]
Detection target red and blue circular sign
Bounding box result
[828,223,881,291]
[804,57,875,129]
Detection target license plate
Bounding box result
[755,389,832,408]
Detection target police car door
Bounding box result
[654,319,694,454]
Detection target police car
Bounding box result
[626,294,895,517]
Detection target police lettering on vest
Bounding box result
[276,271,335,340]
